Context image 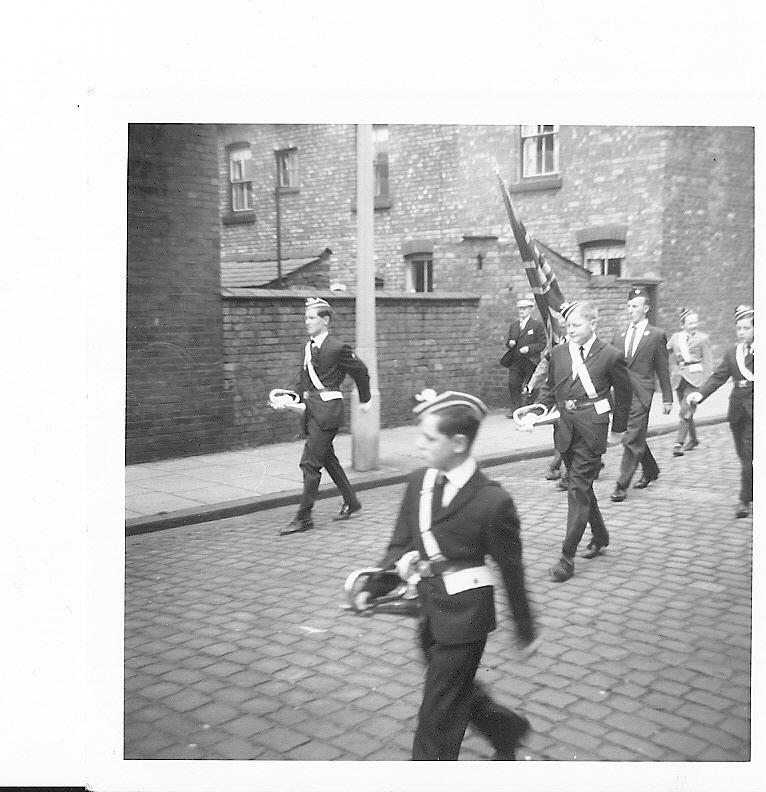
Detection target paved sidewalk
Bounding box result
[126,387,731,533]
[125,424,751,761]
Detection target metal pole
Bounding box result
[275,152,283,287]
[351,124,380,470]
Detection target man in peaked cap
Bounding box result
[277,297,372,535]
[522,300,632,582]
[502,294,547,417]
[609,288,673,503]
[358,389,538,760]
[688,305,754,518]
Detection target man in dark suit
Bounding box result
[688,305,754,519]
[277,297,372,536]
[503,295,547,416]
[520,300,632,582]
[360,390,537,761]
[610,288,673,503]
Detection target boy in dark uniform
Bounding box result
[519,301,632,582]
[277,297,371,535]
[360,390,538,760]
[688,305,754,519]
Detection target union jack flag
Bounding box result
[496,173,567,346]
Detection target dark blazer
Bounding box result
[611,324,672,408]
[377,467,534,647]
[296,335,371,431]
[503,316,547,368]
[538,338,632,455]
[698,345,754,422]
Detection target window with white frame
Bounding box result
[276,148,299,190]
[406,254,433,293]
[228,144,254,212]
[373,125,390,200]
[521,125,559,178]
[583,243,624,276]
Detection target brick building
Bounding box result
[127,124,753,461]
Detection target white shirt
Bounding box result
[311,330,329,349]
[519,316,529,331]
[569,333,597,362]
[438,457,478,507]
[624,318,648,358]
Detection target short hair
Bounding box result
[433,405,481,449]
[316,307,333,321]
[569,300,598,322]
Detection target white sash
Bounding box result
[570,345,598,398]
[678,332,693,363]
[736,344,754,382]
[304,341,328,391]
[417,468,493,594]
[569,345,611,414]
[418,468,447,562]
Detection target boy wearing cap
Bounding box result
[278,297,372,536]
[523,301,632,582]
[610,288,673,503]
[503,296,547,417]
[687,306,754,519]
[667,308,714,456]
[362,390,537,760]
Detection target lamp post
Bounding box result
[351,124,380,470]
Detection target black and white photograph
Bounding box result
[3,3,765,792]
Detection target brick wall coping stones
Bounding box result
[221,288,481,302]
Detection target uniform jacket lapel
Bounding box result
[628,324,653,364]
[434,468,486,524]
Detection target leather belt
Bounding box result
[417,559,479,578]
[563,396,602,412]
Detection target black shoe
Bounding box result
[333,502,362,521]
[479,708,530,760]
[683,439,699,452]
[279,517,315,536]
[610,485,627,502]
[582,541,606,559]
[549,556,574,582]
[672,444,684,457]
[735,502,750,519]
[633,473,658,489]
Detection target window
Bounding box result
[583,243,624,276]
[228,144,254,212]
[406,255,433,293]
[276,148,298,190]
[373,124,390,201]
[521,125,559,178]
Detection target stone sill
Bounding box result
[506,174,563,194]
[222,211,256,225]
[222,288,481,302]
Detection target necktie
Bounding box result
[432,472,446,514]
[746,345,754,371]
[310,341,319,365]
[626,324,637,360]
[579,345,586,361]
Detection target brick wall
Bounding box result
[127,124,228,463]
[658,126,754,355]
[221,291,482,447]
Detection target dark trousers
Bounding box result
[413,622,527,760]
[297,415,359,518]
[561,431,609,558]
[675,379,698,446]
[617,395,659,488]
[507,360,535,413]
[731,413,753,504]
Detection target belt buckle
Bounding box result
[417,560,433,577]
[564,399,576,412]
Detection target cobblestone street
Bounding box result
[125,424,751,762]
